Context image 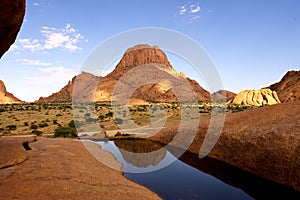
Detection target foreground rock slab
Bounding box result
[0,137,161,200]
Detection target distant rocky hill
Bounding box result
[211,90,236,103]
[38,44,211,103]
[231,89,280,106]
[268,70,300,102]
[0,80,22,104]
[37,72,99,103]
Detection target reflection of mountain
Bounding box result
[114,140,166,168]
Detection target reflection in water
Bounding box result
[114,139,167,168]
[96,139,300,200]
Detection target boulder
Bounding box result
[232,89,281,106]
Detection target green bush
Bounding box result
[54,126,77,138]
[114,131,122,137]
[30,124,38,130]
[6,125,17,130]
[32,130,43,136]
[68,120,75,128]
[22,141,31,151]
[39,122,49,128]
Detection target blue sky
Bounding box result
[0,0,299,102]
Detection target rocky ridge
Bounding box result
[0,80,22,104]
[268,70,300,102]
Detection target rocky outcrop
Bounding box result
[0,0,26,58]
[232,89,281,106]
[37,72,100,103]
[150,101,300,191]
[109,44,174,78]
[268,70,300,102]
[0,80,23,104]
[38,44,211,103]
[211,90,236,103]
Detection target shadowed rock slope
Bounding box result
[268,70,300,102]
[0,0,26,58]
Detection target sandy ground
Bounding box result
[0,137,161,200]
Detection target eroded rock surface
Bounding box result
[232,89,281,106]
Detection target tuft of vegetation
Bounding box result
[6,125,17,130]
[68,120,75,128]
[54,126,77,138]
[32,130,43,136]
[38,122,49,128]
[114,131,122,137]
[22,141,31,151]
[30,124,38,130]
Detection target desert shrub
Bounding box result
[32,130,43,136]
[114,118,123,124]
[6,125,17,130]
[53,119,58,124]
[105,111,113,118]
[22,141,31,151]
[0,128,4,132]
[68,120,75,128]
[39,122,49,128]
[24,122,29,126]
[98,115,105,120]
[114,131,122,137]
[30,124,38,130]
[54,126,77,138]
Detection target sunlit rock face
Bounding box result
[37,44,211,103]
[232,89,281,106]
[0,0,26,58]
[0,80,22,104]
[268,70,300,102]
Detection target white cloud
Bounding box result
[14,23,85,53]
[178,2,201,23]
[179,6,187,15]
[190,5,200,13]
[17,59,52,66]
[33,2,40,6]
[25,66,77,85]
[18,38,42,52]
